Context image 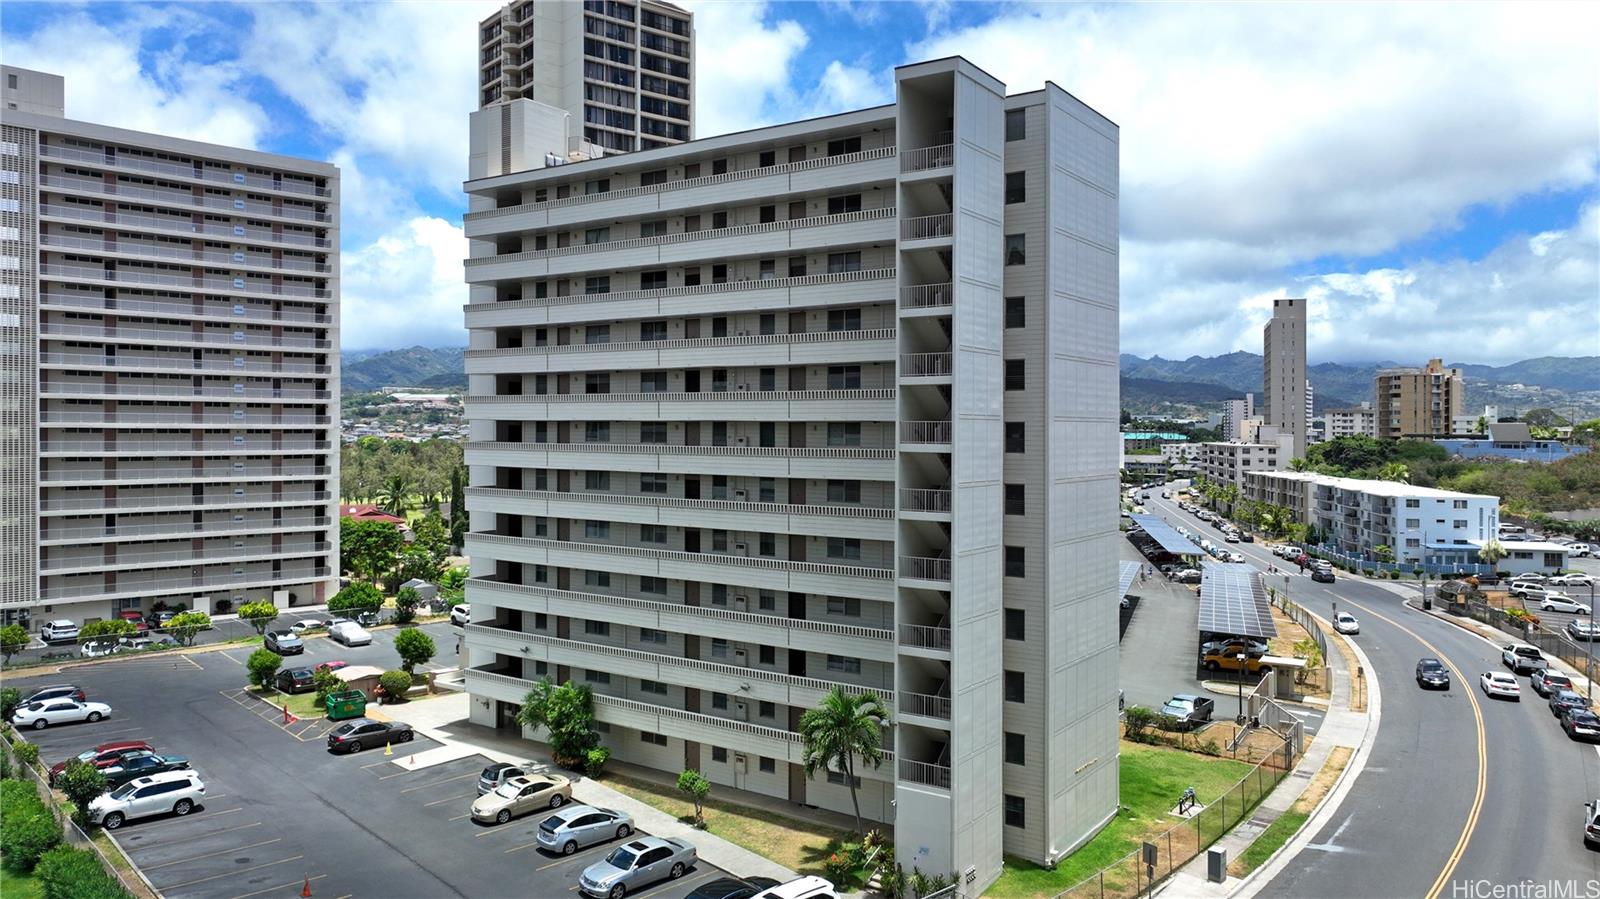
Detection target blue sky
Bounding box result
[3,1,1595,364]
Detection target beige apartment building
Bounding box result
[1262,298,1306,453]
[0,65,340,627]
[1375,358,1463,439]
[478,0,694,154]
[458,57,1120,890]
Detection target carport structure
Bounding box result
[1128,514,1204,569]
[1197,562,1277,645]
[1119,561,1142,598]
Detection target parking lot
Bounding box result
[11,626,730,899]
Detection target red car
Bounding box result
[49,740,155,785]
[117,612,150,635]
[315,660,349,674]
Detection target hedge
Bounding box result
[34,845,130,899]
[0,780,60,873]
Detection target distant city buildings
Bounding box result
[1375,357,1463,439]
[1434,421,1590,462]
[1220,393,1255,441]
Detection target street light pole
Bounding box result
[1237,652,1247,725]
[1589,582,1596,688]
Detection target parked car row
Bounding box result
[10,683,113,731]
[41,728,205,830]
[1479,644,1600,744]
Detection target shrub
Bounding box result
[1389,570,1400,580]
[823,852,855,889]
[393,627,436,675]
[312,668,343,706]
[377,670,413,703]
[166,611,212,646]
[585,745,611,777]
[0,624,29,663]
[56,759,108,827]
[215,599,233,614]
[246,648,283,688]
[1362,568,1376,577]
[329,582,384,618]
[516,680,599,767]
[35,845,128,899]
[0,687,21,721]
[78,620,136,640]
[393,587,421,625]
[237,601,279,636]
[0,779,36,810]
[1123,706,1164,743]
[676,768,710,826]
[0,787,60,873]
[14,740,40,769]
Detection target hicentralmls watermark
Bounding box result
[1452,880,1600,899]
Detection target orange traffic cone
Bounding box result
[301,875,312,897]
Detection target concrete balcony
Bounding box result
[898,690,951,726]
[38,352,331,377]
[41,466,329,486]
[42,540,328,576]
[464,208,897,284]
[899,488,951,515]
[463,624,892,712]
[39,204,330,251]
[899,143,953,174]
[899,420,952,450]
[465,328,896,376]
[39,234,330,275]
[38,438,324,456]
[40,382,329,402]
[899,352,951,382]
[466,578,892,661]
[40,292,331,326]
[900,283,953,310]
[40,518,327,545]
[39,262,328,301]
[463,388,895,423]
[899,555,951,585]
[39,320,329,351]
[39,491,330,515]
[38,143,331,197]
[463,147,897,237]
[465,532,895,602]
[40,412,329,430]
[464,486,893,542]
[897,758,950,790]
[898,624,951,656]
[39,564,330,603]
[464,441,895,481]
[39,173,330,224]
[462,268,895,330]
[900,214,953,242]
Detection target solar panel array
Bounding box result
[1128,514,1202,556]
[1198,561,1277,640]
[1119,561,1142,597]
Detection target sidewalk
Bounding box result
[373,692,799,883]
[1160,608,1375,897]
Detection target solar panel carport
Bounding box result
[1198,561,1277,640]
[1119,561,1141,597]
[1129,514,1203,557]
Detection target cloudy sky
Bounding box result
[3,1,1595,364]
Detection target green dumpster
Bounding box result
[326,690,367,721]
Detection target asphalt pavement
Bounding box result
[1146,485,1600,897]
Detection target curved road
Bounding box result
[1142,487,1600,897]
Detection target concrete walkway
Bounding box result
[1159,606,1377,897]
[372,692,799,883]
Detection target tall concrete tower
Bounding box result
[1262,298,1306,458]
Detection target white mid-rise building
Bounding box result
[1,65,340,626]
[1245,470,1498,564]
[1220,393,1254,441]
[1323,403,1376,439]
[458,57,1120,890]
[1196,423,1296,490]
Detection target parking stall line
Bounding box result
[448,812,473,822]
[140,837,283,871]
[227,874,327,899]
[122,820,261,852]
[423,791,473,808]
[161,854,304,890]
[183,806,244,822]
[359,759,393,769]
[398,771,479,793]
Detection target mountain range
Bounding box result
[342,345,467,393]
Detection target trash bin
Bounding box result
[326,690,367,720]
[1423,597,1433,610]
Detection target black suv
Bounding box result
[1415,658,1450,690]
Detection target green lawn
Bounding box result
[1232,809,1307,876]
[0,870,43,899]
[985,742,1251,898]
[248,685,325,719]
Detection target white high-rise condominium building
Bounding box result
[1262,298,1306,454]
[459,57,1119,890]
[477,0,694,154]
[0,65,339,627]
[1220,393,1254,441]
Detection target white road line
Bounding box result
[141,837,283,871]
[161,854,303,890]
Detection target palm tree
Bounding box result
[379,474,412,517]
[1378,462,1410,484]
[1477,539,1508,569]
[799,687,890,834]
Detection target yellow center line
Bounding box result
[162,854,304,890]
[227,873,326,899]
[1339,596,1487,899]
[141,837,282,870]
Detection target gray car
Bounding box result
[536,804,634,855]
[264,630,304,655]
[580,836,696,898]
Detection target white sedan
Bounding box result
[1479,671,1521,700]
[12,699,114,730]
[1550,573,1595,587]
[1541,595,1593,615]
[1333,612,1360,635]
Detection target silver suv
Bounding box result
[536,804,634,855]
[89,771,205,830]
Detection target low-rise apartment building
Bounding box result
[1245,471,1498,564]
[1196,424,1295,490]
[1323,403,1376,439]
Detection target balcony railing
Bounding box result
[900,421,952,445]
[898,690,951,720]
[38,564,330,601]
[468,532,895,581]
[899,555,951,582]
[40,440,327,454]
[900,214,953,241]
[898,758,952,789]
[39,143,330,196]
[38,234,329,272]
[41,383,329,401]
[41,293,331,325]
[466,388,894,406]
[466,441,895,461]
[38,352,330,376]
[39,263,329,299]
[898,624,951,652]
[39,174,329,221]
[465,268,895,319]
[40,491,330,513]
[465,147,895,217]
[40,411,329,426]
[899,488,951,513]
[900,283,952,309]
[467,327,895,361]
[465,486,893,520]
[39,322,329,350]
[900,352,952,378]
[466,207,895,269]
[41,518,326,543]
[900,143,954,174]
[41,466,328,483]
[39,204,329,248]
[43,540,327,571]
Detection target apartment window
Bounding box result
[584,620,611,637]
[827,194,862,215]
[787,256,807,278]
[585,178,611,195]
[1405,499,1420,508]
[827,136,862,156]
[639,422,667,444]
[828,366,861,389]
[585,471,611,491]
[640,169,668,186]
[759,205,776,224]
[585,276,611,294]
[1005,422,1025,453]
[534,613,549,630]
[640,525,667,545]
[712,211,728,229]
[585,227,609,245]
[710,638,729,658]
[826,771,862,788]
[826,251,861,273]
[638,680,668,695]
[1005,108,1026,141]
[640,320,668,341]
[711,263,728,283]
[1005,670,1025,703]
[827,308,862,332]
[1004,608,1025,640]
[640,270,668,291]
[585,670,612,685]
[1005,234,1026,266]
[712,693,728,710]
[640,731,667,746]
[1454,520,1467,529]
[759,645,776,665]
[640,473,667,494]
[759,258,776,280]
[827,596,861,617]
[1406,538,1422,548]
[713,158,728,175]
[586,421,611,443]
[758,757,776,774]
[826,655,861,674]
[1406,519,1420,528]
[586,324,611,344]
[1005,732,1025,765]
[759,478,776,502]
[683,267,701,286]
[1005,172,1026,204]
[1453,500,1468,509]
[639,219,668,238]
[1005,484,1025,515]
[759,591,776,612]
[759,533,776,557]
[711,746,727,762]
[828,537,862,560]
[759,150,776,167]
[1005,296,1026,328]
[1004,795,1026,828]
[585,372,611,394]
[759,368,776,391]
[639,579,668,597]
[827,480,861,503]
[640,371,667,392]
[756,701,775,718]
[1005,546,1025,577]
[585,520,610,540]
[1005,359,1025,391]
[828,423,862,447]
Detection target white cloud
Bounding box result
[678,1,811,137]
[340,216,469,351]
